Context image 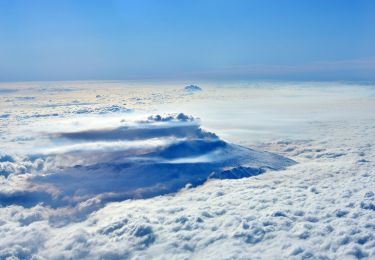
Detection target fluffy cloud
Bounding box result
[1,81,374,259]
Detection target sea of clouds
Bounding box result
[0,81,374,259]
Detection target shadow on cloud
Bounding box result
[0,113,295,214]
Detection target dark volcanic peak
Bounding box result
[1,113,295,212]
[184,84,202,92]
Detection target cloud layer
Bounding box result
[1,81,374,259]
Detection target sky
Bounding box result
[0,0,374,82]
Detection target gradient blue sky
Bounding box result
[0,0,374,82]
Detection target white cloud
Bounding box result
[0,81,374,259]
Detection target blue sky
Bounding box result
[0,0,374,81]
